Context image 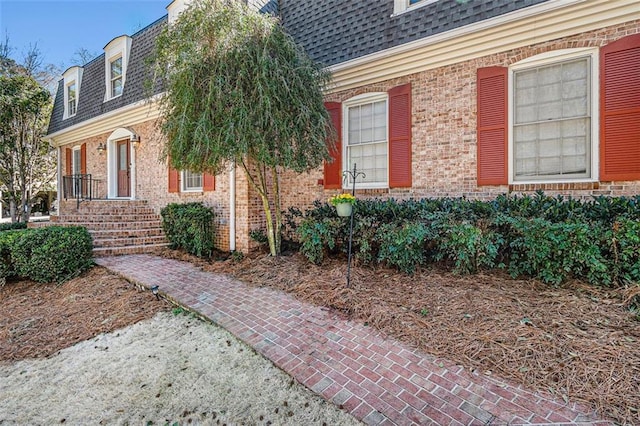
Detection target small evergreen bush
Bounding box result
[161,202,215,258]
[0,230,24,280]
[11,226,93,283]
[0,222,27,232]
[294,193,640,287]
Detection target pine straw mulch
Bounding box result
[0,267,171,363]
[158,248,640,425]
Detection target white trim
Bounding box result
[103,35,132,102]
[392,0,438,17]
[342,92,389,190]
[327,0,640,92]
[106,128,136,199]
[180,170,203,192]
[62,66,82,120]
[507,48,599,185]
[46,94,162,147]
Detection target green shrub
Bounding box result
[608,218,640,285]
[377,221,434,274]
[500,216,609,286]
[297,217,342,264]
[434,221,503,274]
[11,226,93,283]
[0,230,25,280]
[0,222,27,232]
[161,202,215,258]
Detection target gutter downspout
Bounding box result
[229,162,236,251]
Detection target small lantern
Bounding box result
[97,142,106,155]
[151,285,159,300]
[130,134,140,149]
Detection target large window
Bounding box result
[344,94,388,187]
[511,53,594,182]
[67,82,77,116]
[110,56,123,98]
[182,170,203,192]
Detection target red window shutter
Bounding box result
[203,173,215,191]
[388,83,412,188]
[80,143,87,175]
[323,101,342,189]
[477,67,508,186]
[168,160,180,193]
[65,148,72,175]
[600,34,640,181]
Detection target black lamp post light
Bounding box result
[150,285,160,300]
[342,163,366,289]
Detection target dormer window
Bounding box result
[393,0,438,15]
[67,82,77,116]
[110,56,123,98]
[62,66,83,119]
[103,35,132,102]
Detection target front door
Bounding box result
[116,139,130,197]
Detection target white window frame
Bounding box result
[342,92,389,190]
[103,35,132,102]
[392,0,438,16]
[109,56,123,99]
[181,170,203,192]
[62,66,82,119]
[508,48,599,185]
[67,82,77,117]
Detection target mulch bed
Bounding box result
[158,248,640,425]
[0,267,170,362]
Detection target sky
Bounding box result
[0,0,168,71]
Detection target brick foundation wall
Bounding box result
[278,19,640,213]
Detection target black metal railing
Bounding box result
[62,174,105,208]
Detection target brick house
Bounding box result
[46,0,640,254]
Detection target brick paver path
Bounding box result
[97,255,610,426]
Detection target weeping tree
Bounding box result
[151,0,333,256]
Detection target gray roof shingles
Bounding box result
[49,0,550,134]
[279,0,549,67]
[47,16,166,135]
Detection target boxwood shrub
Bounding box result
[11,226,94,283]
[0,222,27,232]
[161,202,215,258]
[0,230,24,280]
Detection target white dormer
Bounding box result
[103,35,132,102]
[167,0,192,25]
[62,66,83,119]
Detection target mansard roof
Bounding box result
[279,0,549,66]
[47,16,166,135]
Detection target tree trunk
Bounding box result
[271,166,282,255]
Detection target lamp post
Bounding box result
[342,163,365,288]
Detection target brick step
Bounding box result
[93,235,168,248]
[89,228,165,239]
[93,243,169,257]
[53,214,161,223]
[52,220,163,230]
[70,208,158,215]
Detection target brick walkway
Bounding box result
[96,255,610,426]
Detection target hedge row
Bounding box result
[0,226,94,283]
[161,202,215,258]
[291,193,640,287]
[0,222,27,232]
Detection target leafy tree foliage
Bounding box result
[151,0,333,255]
[0,72,54,222]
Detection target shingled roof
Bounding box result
[279,0,550,67]
[47,16,166,135]
[49,0,550,134]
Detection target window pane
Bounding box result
[111,57,122,78]
[72,149,81,175]
[347,142,387,185]
[513,57,591,180]
[346,98,388,185]
[184,170,203,190]
[112,78,123,97]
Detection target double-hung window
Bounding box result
[110,56,123,98]
[512,55,593,181]
[344,94,388,187]
[67,82,77,116]
[182,170,203,192]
